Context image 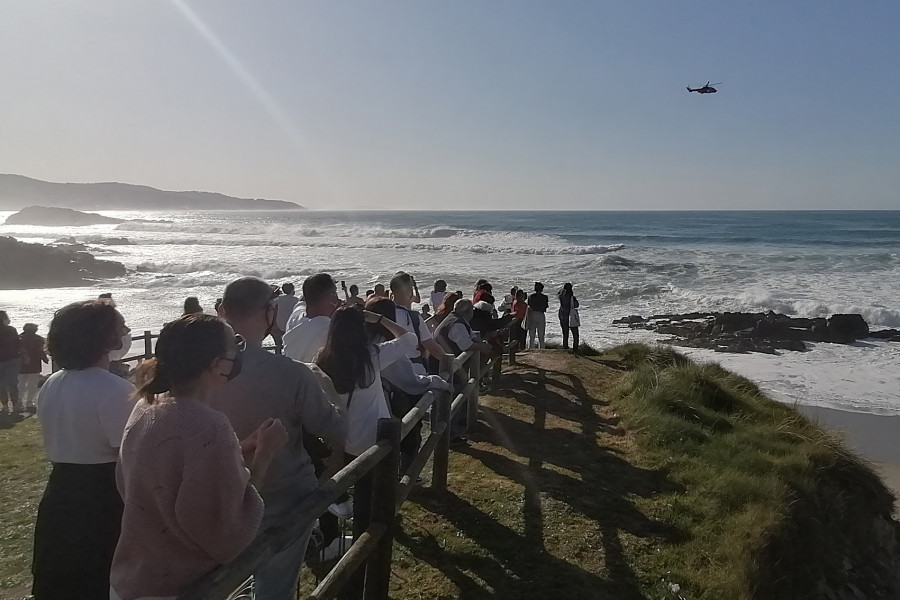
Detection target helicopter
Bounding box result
[687,81,721,94]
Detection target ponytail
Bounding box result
[134,358,171,404]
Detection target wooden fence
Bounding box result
[117,330,514,600]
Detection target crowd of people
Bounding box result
[1,274,583,600]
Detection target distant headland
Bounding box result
[0,174,303,211]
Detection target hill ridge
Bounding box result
[0,173,303,211]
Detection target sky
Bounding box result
[1,1,898,210]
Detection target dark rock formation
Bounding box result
[0,236,126,289]
[5,206,124,226]
[615,310,893,355]
[870,329,900,341]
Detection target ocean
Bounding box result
[2,209,899,415]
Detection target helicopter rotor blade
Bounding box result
[709,82,723,86]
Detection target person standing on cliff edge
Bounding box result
[558,282,581,354]
[0,311,22,413]
[526,283,549,349]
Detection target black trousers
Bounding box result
[32,462,123,600]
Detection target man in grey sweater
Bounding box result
[211,277,346,600]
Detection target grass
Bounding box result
[0,414,47,599]
[601,343,898,599]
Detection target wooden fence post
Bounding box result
[143,330,153,358]
[342,462,375,600]
[363,419,401,600]
[467,350,480,433]
[432,354,454,492]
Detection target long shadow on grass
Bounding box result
[400,362,685,599]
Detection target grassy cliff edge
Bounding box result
[603,343,900,599]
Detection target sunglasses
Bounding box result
[219,334,246,363]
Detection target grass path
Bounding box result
[382,351,682,599]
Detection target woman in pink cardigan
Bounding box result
[111,314,287,600]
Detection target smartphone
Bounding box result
[340,280,347,289]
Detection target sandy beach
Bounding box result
[800,405,900,502]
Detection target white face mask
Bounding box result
[109,332,133,362]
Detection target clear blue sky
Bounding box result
[1,1,898,209]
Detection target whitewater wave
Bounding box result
[134,237,625,256]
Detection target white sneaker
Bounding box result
[321,535,354,561]
[327,500,353,519]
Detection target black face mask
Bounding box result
[224,351,243,382]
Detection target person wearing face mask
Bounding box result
[31,300,136,600]
[283,273,342,363]
[111,314,288,600]
[210,277,346,600]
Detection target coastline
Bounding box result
[799,405,900,501]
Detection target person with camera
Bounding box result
[341,281,365,307]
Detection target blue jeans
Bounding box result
[253,519,314,600]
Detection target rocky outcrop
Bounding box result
[0,236,126,289]
[5,206,124,226]
[614,311,896,354]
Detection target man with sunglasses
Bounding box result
[210,277,346,600]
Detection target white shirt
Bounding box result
[448,321,478,352]
[429,291,447,311]
[283,314,330,363]
[37,367,136,464]
[395,306,433,358]
[342,332,418,455]
[273,294,299,332]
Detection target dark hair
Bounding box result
[282,282,295,295]
[559,282,573,298]
[434,291,462,322]
[316,306,374,394]
[135,314,228,403]
[364,297,396,341]
[474,279,487,291]
[365,289,375,297]
[349,284,359,295]
[0,310,8,324]
[434,279,447,292]
[389,271,413,294]
[183,296,202,315]
[222,277,273,319]
[303,273,336,305]
[48,300,122,369]
[23,323,38,333]
[477,281,492,292]
[534,282,544,293]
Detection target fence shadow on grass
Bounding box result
[398,359,685,599]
